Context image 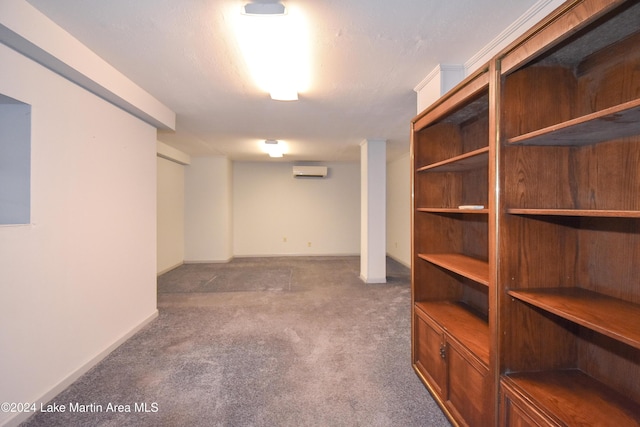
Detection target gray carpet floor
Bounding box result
[21,256,451,427]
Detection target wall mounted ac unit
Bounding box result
[292,165,328,178]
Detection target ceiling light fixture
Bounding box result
[242,3,286,16]
[235,2,310,101]
[264,139,284,157]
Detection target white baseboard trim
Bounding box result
[183,258,232,264]
[157,262,183,276]
[386,253,410,269]
[359,274,387,284]
[233,253,360,259]
[2,310,159,427]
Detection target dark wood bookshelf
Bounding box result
[411,1,640,425]
[411,63,493,426]
[497,1,640,424]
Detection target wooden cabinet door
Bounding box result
[447,339,491,426]
[414,313,447,399]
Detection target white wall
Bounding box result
[157,155,185,273]
[185,157,233,262]
[233,161,360,256]
[386,153,411,267]
[0,42,158,427]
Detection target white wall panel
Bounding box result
[233,162,360,257]
[157,156,185,273]
[184,157,232,262]
[386,153,411,267]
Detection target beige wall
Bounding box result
[386,153,411,267]
[157,156,185,273]
[184,156,233,262]
[233,161,360,256]
[167,156,409,264]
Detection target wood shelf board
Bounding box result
[417,208,489,215]
[507,208,640,218]
[508,287,640,350]
[503,370,640,426]
[415,301,490,366]
[418,253,489,286]
[416,147,488,173]
[507,99,640,146]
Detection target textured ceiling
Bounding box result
[27,0,537,162]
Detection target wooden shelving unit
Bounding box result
[411,1,640,425]
[411,64,494,426]
[497,0,640,425]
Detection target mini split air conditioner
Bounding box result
[292,165,328,178]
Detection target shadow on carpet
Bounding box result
[158,265,292,293]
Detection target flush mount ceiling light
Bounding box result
[264,139,284,157]
[235,2,310,101]
[242,3,286,16]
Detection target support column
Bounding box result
[360,139,386,283]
